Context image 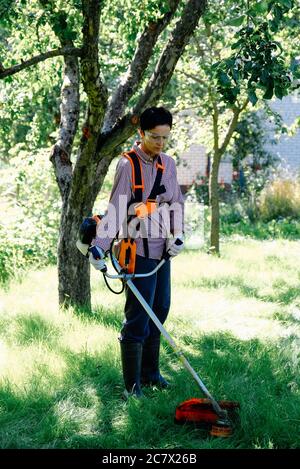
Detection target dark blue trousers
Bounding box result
[120,255,171,343]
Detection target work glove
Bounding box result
[166,233,184,258]
[88,246,107,272]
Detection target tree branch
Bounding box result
[68,0,108,211]
[103,0,181,132]
[96,0,207,160]
[0,47,82,79]
[134,0,208,110]
[193,35,207,59]
[50,54,80,200]
[212,101,219,155]
[240,98,250,112]
[219,99,249,155]
[96,113,136,159]
[36,3,81,201]
[81,0,108,125]
[176,68,207,87]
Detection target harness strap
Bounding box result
[148,155,166,200]
[122,149,166,259]
[123,150,166,202]
[123,150,144,203]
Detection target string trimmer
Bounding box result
[95,238,240,438]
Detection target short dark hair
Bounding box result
[140,107,172,131]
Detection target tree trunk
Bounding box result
[57,158,103,308]
[54,0,107,309]
[58,207,91,308]
[59,155,115,308]
[57,153,112,308]
[209,150,222,255]
[208,101,248,255]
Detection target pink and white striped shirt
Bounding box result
[94,142,184,260]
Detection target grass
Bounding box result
[0,238,300,449]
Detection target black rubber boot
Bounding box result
[141,336,169,388]
[120,341,144,399]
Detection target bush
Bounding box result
[221,217,300,240]
[258,178,300,222]
[0,147,60,284]
[220,194,300,241]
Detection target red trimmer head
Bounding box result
[175,398,240,437]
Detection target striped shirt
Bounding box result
[94,142,184,260]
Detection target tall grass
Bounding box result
[0,239,300,449]
[259,178,300,221]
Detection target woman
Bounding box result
[88,107,184,399]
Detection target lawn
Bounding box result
[0,238,299,449]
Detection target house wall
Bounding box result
[176,143,233,186]
[176,144,207,186]
[266,93,300,173]
[176,92,300,189]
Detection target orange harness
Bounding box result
[117,149,166,273]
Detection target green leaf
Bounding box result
[218,71,231,87]
[278,0,293,9]
[203,12,220,25]
[225,58,235,68]
[263,85,274,100]
[269,19,279,32]
[211,61,221,70]
[273,4,283,21]
[252,1,269,14]
[226,16,245,27]
[231,38,244,50]
[232,68,240,83]
[274,86,284,99]
[65,30,77,41]
[267,0,275,13]
[244,61,253,72]
[248,88,258,105]
[232,86,240,97]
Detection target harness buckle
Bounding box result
[134,199,158,219]
[146,199,158,215]
[134,202,148,219]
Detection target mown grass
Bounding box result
[0,239,300,449]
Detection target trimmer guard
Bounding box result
[175,398,240,436]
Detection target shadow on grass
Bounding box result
[273,310,300,326]
[71,304,124,331]
[91,305,124,331]
[184,277,300,306]
[13,314,61,345]
[268,286,300,305]
[183,277,260,299]
[0,313,61,346]
[0,330,299,449]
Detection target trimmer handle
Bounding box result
[89,246,107,273]
[163,238,183,261]
[103,239,183,280]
